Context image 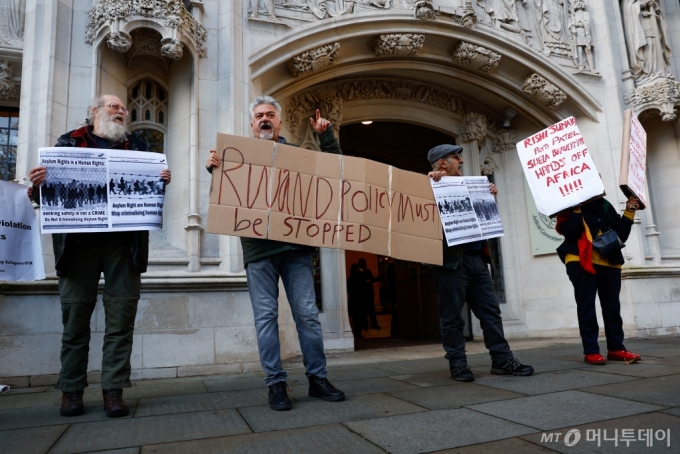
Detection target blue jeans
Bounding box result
[245,250,327,385]
[432,254,513,368]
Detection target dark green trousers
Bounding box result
[55,233,141,392]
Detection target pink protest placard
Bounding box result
[619,109,647,209]
[516,117,605,217]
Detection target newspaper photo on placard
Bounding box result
[0,180,45,281]
[39,148,167,234]
[619,109,647,209]
[516,117,605,217]
[463,176,504,239]
[431,177,484,247]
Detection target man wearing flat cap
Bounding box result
[428,144,533,382]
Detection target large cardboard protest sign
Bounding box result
[517,117,605,217]
[207,134,443,265]
[0,181,45,281]
[619,109,647,209]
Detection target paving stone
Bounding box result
[239,393,427,432]
[203,374,267,393]
[344,407,537,453]
[521,410,680,453]
[582,374,680,406]
[469,390,663,431]
[388,383,525,410]
[630,347,680,358]
[287,366,393,383]
[432,437,556,453]
[479,369,638,395]
[390,368,501,388]
[290,377,420,402]
[662,407,680,417]
[0,424,68,454]
[651,356,680,367]
[140,423,385,454]
[81,381,206,403]
[375,357,487,376]
[49,409,251,454]
[3,386,50,395]
[135,389,271,417]
[81,449,140,454]
[0,399,136,430]
[576,362,680,378]
[0,391,61,410]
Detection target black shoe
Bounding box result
[268,382,292,411]
[102,388,129,418]
[60,391,85,417]
[450,365,475,382]
[490,358,534,376]
[308,376,345,402]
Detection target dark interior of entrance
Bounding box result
[340,121,472,350]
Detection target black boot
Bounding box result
[308,376,345,402]
[60,391,84,417]
[268,382,292,411]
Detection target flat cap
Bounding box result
[427,144,463,165]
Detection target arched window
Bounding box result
[0,108,19,181]
[128,78,168,153]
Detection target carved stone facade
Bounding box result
[453,41,501,73]
[567,1,597,75]
[522,73,567,109]
[492,129,517,154]
[86,0,207,58]
[0,0,24,48]
[0,59,15,99]
[373,34,425,57]
[288,42,340,77]
[625,78,680,122]
[106,30,133,53]
[285,78,500,138]
[459,112,487,143]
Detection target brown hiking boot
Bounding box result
[102,388,129,418]
[60,391,84,416]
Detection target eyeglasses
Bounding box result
[103,102,129,115]
[445,153,462,161]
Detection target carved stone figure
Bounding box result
[106,31,133,53]
[414,1,436,20]
[86,0,207,58]
[624,78,680,121]
[374,34,425,57]
[622,0,673,85]
[460,112,487,143]
[160,37,184,60]
[522,73,567,109]
[130,28,162,53]
[521,0,546,53]
[492,130,517,153]
[250,0,281,22]
[0,0,26,47]
[453,41,501,72]
[288,42,340,77]
[539,0,571,56]
[0,60,16,100]
[568,1,596,74]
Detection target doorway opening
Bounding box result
[340,121,468,350]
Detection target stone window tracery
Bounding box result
[128,78,167,153]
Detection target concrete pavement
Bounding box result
[1,335,679,453]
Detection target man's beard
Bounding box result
[97,112,129,143]
[257,121,274,140]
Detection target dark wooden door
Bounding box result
[394,262,441,340]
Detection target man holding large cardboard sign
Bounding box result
[206,96,345,411]
[427,144,534,382]
[517,117,605,217]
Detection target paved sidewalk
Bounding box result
[1,335,679,453]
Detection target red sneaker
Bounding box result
[607,350,641,362]
[584,353,606,365]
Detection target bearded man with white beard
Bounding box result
[206,96,345,411]
[27,95,172,418]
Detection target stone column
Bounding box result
[459,112,487,176]
[318,248,354,351]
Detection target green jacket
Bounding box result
[209,129,342,266]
